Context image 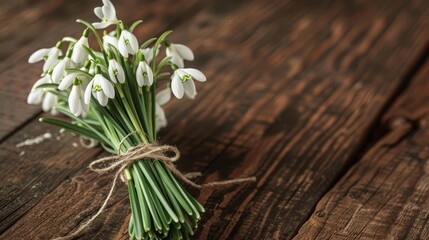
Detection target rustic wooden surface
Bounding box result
[0,0,428,239]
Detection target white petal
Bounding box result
[69,87,82,116]
[170,54,184,68]
[183,79,196,99]
[146,65,153,86]
[99,76,115,98]
[155,104,167,131]
[156,88,171,105]
[32,75,50,90]
[94,7,104,19]
[166,47,172,58]
[171,74,184,99]
[102,1,116,20]
[71,37,89,63]
[103,35,118,51]
[29,48,50,63]
[58,73,77,90]
[42,93,57,112]
[84,80,94,104]
[27,90,43,104]
[142,48,152,62]
[118,33,129,58]
[173,44,194,61]
[116,64,125,83]
[93,22,112,29]
[140,62,153,86]
[136,63,144,87]
[128,33,139,54]
[182,68,206,82]
[52,60,66,83]
[97,91,108,106]
[108,60,117,83]
[43,48,61,71]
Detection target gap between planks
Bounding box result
[290,40,429,239]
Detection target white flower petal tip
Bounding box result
[136,62,153,87]
[166,43,194,68]
[156,88,171,106]
[85,74,115,106]
[108,59,125,84]
[68,86,86,116]
[171,74,184,99]
[92,0,118,29]
[103,35,118,52]
[28,48,51,63]
[42,92,58,112]
[182,68,206,82]
[52,57,73,84]
[171,68,207,99]
[71,36,89,64]
[58,73,78,90]
[118,30,139,58]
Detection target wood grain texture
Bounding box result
[295,60,429,240]
[0,0,428,239]
[0,0,202,235]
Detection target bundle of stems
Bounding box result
[27,0,207,239]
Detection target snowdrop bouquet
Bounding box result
[27,0,207,239]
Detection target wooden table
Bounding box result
[1,0,429,239]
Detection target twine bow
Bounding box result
[54,141,256,240]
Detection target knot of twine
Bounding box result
[55,140,256,240]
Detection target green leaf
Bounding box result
[66,68,94,78]
[39,117,105,143]
[81,45,99,62]
[152,31,173,66]
[35,83,59,89]
[54,106,110,145]
[62,36,77,43]
[127,176,144,239]
[46,90,68,102]
[129,20,143,32]
[140,37,157,50]
[155,56,172,74]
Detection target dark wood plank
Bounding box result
[1,0,429,239]
[181,0,429,239]
[295,59,429,239]
[0,0,202,233]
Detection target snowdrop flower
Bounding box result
[44,47,63,71]
[28,43,63,71]
[42,92,58,114]
[108,59,125,83]
[136,61,153,87]
[166,43,194,68]
[155,88,171,132]
[93,0,118,29]
[103,34,118,51]
[141,46,159,63]
[27,75,50,104]
[71,29,89,64]
[28,48,51,64]
[69,81,88,116]
[171,68,206,99]
[84,74,115,106]
[52,50,73,83]
[27,74,59,114]
[118,30,138,58]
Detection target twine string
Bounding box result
[54,141,256,240]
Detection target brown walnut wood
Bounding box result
[295,59,429,240]
[0,0,428,239]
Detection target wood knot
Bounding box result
[315,210,326,218]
